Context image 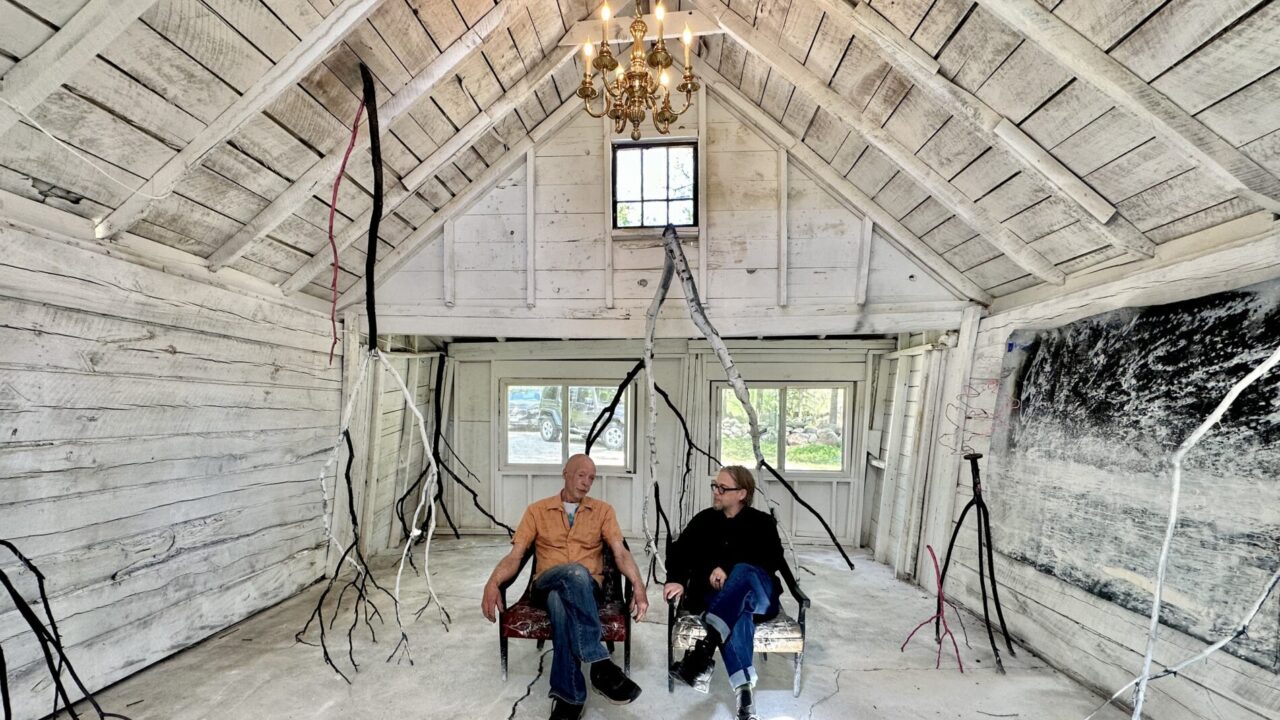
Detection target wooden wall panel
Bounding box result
[0,226,339,720]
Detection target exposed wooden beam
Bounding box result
[338,98,582,307]
[281,0,635,294]
[372,301,974,338]
[0,0,158,137]
[279,49,571,294]
[559,9,721,46]
[526,145,536,308]
[699,60,994,305]
[693,0,1065,284]
[95,0,386,240]
[206,0,532,272]
[855,213,873,306]
[777,145,788,307]
[806,0,1154,259]
[977,0,1280,214]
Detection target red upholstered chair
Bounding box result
[498,541,634,681]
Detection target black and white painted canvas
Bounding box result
[990,278,1280,670]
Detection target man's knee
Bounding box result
[729,563,766,579]
[562,562,592,585]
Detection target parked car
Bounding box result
[538,386,627,451]
[507,387,542,429]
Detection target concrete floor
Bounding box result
[64,538,1128,719]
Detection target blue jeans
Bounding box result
[532,563,610,705]
[702,564,779,689]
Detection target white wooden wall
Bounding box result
[375,94,966,339]
[419,338,893,548]
[0,224,340,720]
[939,227,1280,719]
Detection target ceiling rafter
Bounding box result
[807,0,1156,259]
[691,0,1067,285]
[976,0,1280,215]
[338,96,583,308]
[94,0,387,241]
[281,43,579,294]
[697,58,994,305]
[0,0,159,137]
[281,0,637,295]
[201,0,533,271]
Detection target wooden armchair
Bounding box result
[497,543,634,681]
[666,560,810,696]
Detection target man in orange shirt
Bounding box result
[481,454,649,720]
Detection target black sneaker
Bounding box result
[669,638,716,693]
[549,698,584,720]
[735,685,759,720]
[589,659,642,704]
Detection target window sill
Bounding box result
[611,227,700,241]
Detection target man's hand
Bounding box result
[710,567,727,590]
[480,581,503,623]
[630,586,649,621]
[663,582,684,602]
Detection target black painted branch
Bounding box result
[358,63,381,342]
[585,360,645,454]
[0,539,131,720]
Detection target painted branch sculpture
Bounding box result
[0,540,131,720]
[935,452,1015,674]
[660,225,855,572]
[901,545,964,671]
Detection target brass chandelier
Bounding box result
[577,2,699,140]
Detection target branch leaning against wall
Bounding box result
[661,225,855,572]
[0,540,132,720]
[1120,342,1280,720]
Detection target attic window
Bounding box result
[612,142,697,229]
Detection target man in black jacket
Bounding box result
[664,465,783,720]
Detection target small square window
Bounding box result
[613,142,696,229]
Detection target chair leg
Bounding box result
[500,634,509,683]
[792,651,803,698]
[761,652,768,663]
[536,638,546,651]
[606,639,615,654]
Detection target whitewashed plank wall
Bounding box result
[941,230,1280,719]
[375,94,964,338]
[0,225,340,720]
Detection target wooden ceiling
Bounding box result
[0,0,1276,305]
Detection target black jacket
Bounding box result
[666,505,784,618]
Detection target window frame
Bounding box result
[499,379,636,472]
[611,140,699,230]
[711,381,855,475]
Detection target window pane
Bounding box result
[508,385,564,465]
[719,387,780,467]
[669,199,693,225]
[669,146,694,199]
[784,387,845,471]
[568,385,628,467]
[615,149,642,200]
[617,202,641,227]
[643,200,667,226]
[642,146,668,200]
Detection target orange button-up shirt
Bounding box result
[512,494,624,586]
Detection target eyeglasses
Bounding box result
[710,483,745,495]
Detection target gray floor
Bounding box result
[64,538,1128,719]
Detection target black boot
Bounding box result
[548,698,583,720]
[670,625,720,693]
[735,685,759,720]
[589,658,642,705]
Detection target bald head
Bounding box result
[561,454,597,503]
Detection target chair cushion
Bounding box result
[671,611,804,654]
[501,599,629,641]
